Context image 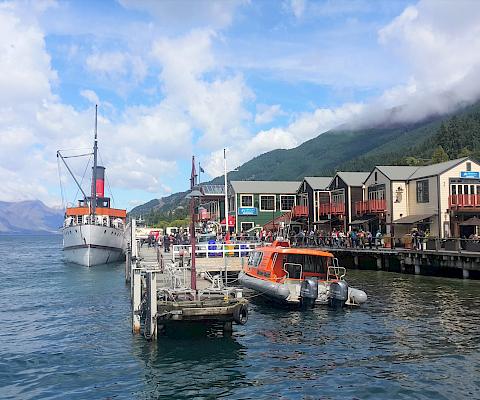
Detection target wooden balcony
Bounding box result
[355,199,386,215]
[291,205,309,218]
[449,194,480,209]
[319,202,345,215]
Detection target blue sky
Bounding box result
[1,0,480,210]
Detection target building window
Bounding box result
[332,190,344,204]
[374,171,378,181]
[280,195,296,211]
[416,180,429,203]
[241,222,254,232]
[368,184,386,200]
[467,162,472,171]
[259,195,276,211]
[240,194,253,207]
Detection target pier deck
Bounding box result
[126,221,250,339]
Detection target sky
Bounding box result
[2,0,480,210]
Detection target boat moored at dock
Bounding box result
[58,106,127,267]
[238,240,367,307]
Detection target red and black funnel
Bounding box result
[94,166,105,198]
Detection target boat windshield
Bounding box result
[285,254,328,275]
[247,251,263,268]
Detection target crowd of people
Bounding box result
[289,228,384,249]
[142,226,431,252]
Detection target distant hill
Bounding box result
[132,100,480,218]
[0,200,63,235]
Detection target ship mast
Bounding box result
[91,105,98,218]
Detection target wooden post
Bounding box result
[376,256,382,270]
[463,268,470,279]
[354,255,359,268]
[132,268,142,334]
[125,243,131,283]
[145,271,158,339]
[414,261,421,275]
[400,259,405,273]
[131,219,137,258]
[384,256,390,271]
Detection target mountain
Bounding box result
[129,190,189,220]
[132,100,480,218]
[0,200,64,235]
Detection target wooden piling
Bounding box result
[145,271,157,339]
[132,268,142,334]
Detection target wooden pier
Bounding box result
[315,245,480,280]
[125,220,250,340]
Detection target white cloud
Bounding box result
[374,0,480,123]
[151,29,253,148]
[204,102,364,176]
[0,3,186,206]
[285,0,306,19]
[118,0,246,30]
[255,104,284,125]
[80,89,99,104]
[85,51,147,87]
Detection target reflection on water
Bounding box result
[0,236,479,399]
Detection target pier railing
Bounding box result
[172,242,264,259]
[312,236,480,253]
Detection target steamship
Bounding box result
[59,106,127,267]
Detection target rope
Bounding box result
[57,155,65,209]
[73,155,92,202]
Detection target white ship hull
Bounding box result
[63,224,126,267]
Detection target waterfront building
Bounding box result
[357,157,480,238]
[230,180,300,233]
[356,166,419,235]
[196,184,234,230]
[319,172,369,232]
[296,177,332,229]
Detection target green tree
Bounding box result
[431,145,449,163]
[458,146,473,157]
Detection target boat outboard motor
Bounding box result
[300,278,318,309]
[329,280,348,308]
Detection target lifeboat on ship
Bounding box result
[238,240,367,308]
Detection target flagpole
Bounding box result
[198,161,201,184]
[223,148,228,287]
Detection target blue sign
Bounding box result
[461,171,480,179]
[238,207,258,216]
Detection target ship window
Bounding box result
[247,251,263,268]
[303,255,327,274]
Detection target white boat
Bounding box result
[58,106,126,267]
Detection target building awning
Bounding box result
[393,214,436,224]
[460,216,480,226]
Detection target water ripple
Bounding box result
[0,235,480,399]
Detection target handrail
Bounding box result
[171,242,264,260]
[327,265,346,281]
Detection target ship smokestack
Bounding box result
[94,166,105,198]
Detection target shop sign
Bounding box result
[461,171,480,178]
[238,207,258,216]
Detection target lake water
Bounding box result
[1,235,479,399]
